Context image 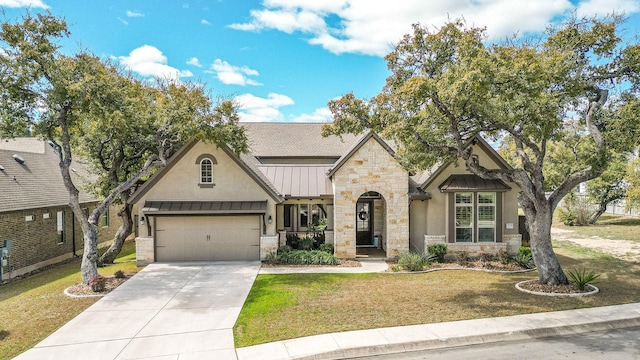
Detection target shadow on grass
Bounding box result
[0,330,9,341]
[595,215,640,227]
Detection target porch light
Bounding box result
[268,215,273,224]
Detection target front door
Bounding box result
[356,201,373,246]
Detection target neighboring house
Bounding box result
[131,123,522,265]
[0,138,119,280]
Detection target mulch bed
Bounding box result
[386,260,533,273]
[262,259,362,267]
[517,279,595,294]
[65,275,131,297]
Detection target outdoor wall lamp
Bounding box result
[268,215,273,224]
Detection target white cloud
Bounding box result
[0,0,48,8]
[117,17,129,25]
[230,0,632,56]
[234,93,294,122]
[210,59,262,86]
[187,57,203,67]
[290,107,333,122]
[201,19,211,25]
[126,10,144,17]
[576,0,639,17]
[118,45,193,80]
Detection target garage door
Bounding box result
[155,216,260,261]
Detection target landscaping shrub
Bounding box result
[277,245,293,254]
[298,236,315,251]
[318,243,334,254]
[518,246,532,258]
[558,194,592,226]
[478,252,493,268]
[89,275,106,292]
[567,268,601,290]
[497,250,510,265]
[456,251,469,265]
[114,270,125,279]
[513,253,534,269]
[398,252,429,271]
[267,250,338,265]
[427,243,447,262]
[285,233,300,249]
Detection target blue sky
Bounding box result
[2,0,639,123]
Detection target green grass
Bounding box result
[0,241,141,360]
[234,243,640,347]
[553,214,640,243]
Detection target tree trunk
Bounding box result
[80,223,100,284]
[527,207,569,285]
[99,201,133,264]
[588,203,607,225]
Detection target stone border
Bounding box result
[63,286,107,298]
[515,280,599,297]
[388,266,536,274]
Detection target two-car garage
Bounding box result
[143,201,266,262]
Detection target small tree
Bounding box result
[0,13,247,282]
[323,17,640,285]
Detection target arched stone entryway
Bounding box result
[356,191,387,257]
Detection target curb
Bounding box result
[292,316,640,360]
[515,280,599,297]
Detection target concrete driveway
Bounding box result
[15,261,262,360]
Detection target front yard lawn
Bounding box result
[553,214,640,243]
[234,242,640,347]
[0,241,141,360]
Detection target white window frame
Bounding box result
[200,158,213,184]
[477,192,496,242]
[455,192,474,242]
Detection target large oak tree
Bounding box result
[0,13,247,283]
[323,17,640,285]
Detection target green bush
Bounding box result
[113,270,125,279]
[318,243,334,254]
[298,236,315,251]
[518,246,532,258]
[567,268,601,290]
[398,252,429,271]
[513,253,534,269]
[267,250,338,265]
[277,245,293,254]
[427,243,447,262]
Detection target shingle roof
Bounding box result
[0,138,97,213]
[242,122,360,158]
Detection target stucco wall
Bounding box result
[422,144,521,242]
[409,200,428,253]
[133,141,278,237]
[332,137,409,258]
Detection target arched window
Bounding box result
[200,158,213,184]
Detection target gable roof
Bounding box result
[257,164,333,198]
[438,174,511,192]
[0,138,97,213]
[242,122,360,158]
[326,132,396,178]
[129,140,285,205]
[420,136,513,190]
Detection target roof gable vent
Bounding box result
[13,154,25,164]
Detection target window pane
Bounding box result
[455,193,473,204]
[478,193,495,204]
[284,204,293,228]
[456,228,473,242]
[478,228,495,242]
[201,159,212,183]
[455,206,473,227]
[299,204,309,228]
[478,206,495,222]
[57,211,65,243]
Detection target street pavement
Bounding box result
[12,260,640,360]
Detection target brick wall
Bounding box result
[1,202,120,279]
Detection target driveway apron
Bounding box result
[14,261,262,360]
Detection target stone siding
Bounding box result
[424,234,522,256]
[260,235,279,260]
[332,137,409,258]
[135,237,154,266]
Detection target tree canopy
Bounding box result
[0,12,247,283]
[323,17,640,284]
